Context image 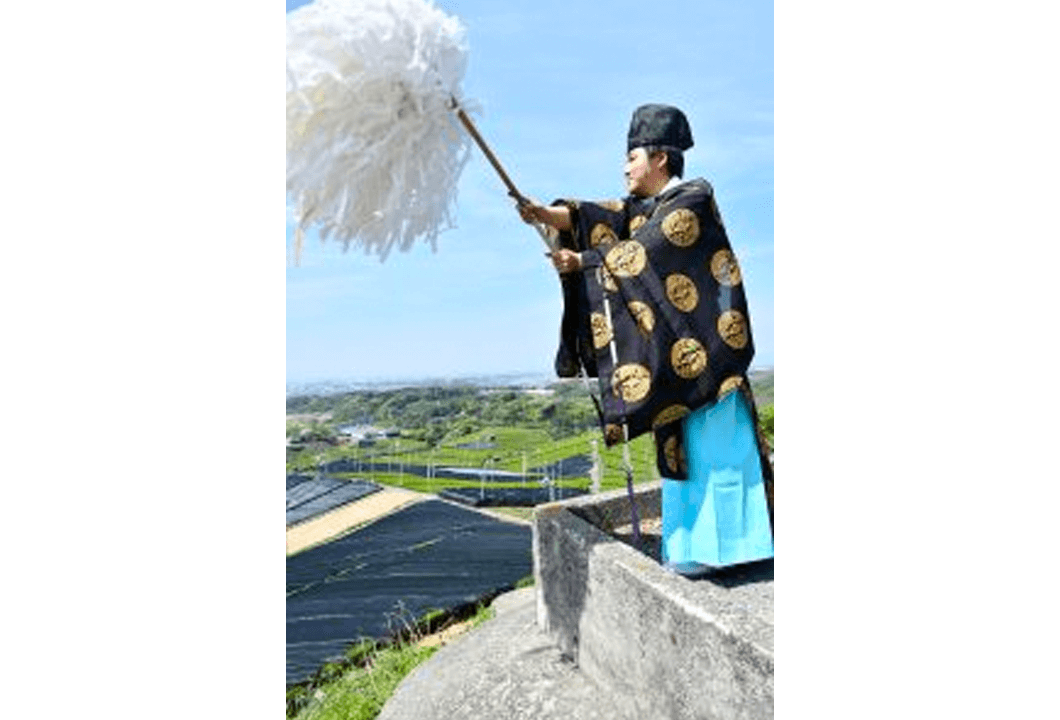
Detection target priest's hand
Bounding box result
[549,248,583,274]
[516,198,572,232]
[517,198,543,224]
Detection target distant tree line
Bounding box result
[287,372,773,448]
[287,383,599,443]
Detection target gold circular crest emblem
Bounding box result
[611,364,652,404]
[709,249,742,286]
[717,310,749,349]
[662,208,700,247]
[604,240,647,278]
[629,215,647,234]
[590,312,613,349]
[590,223,618,248]
[653,404,691,429]
[665,274,699,312]
[627,301,655,334]
[670,338,708,379]
[663,435,687,474]
[717,375,745,398]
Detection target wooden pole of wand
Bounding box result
[450,98,530,206]
[449,98,557,251]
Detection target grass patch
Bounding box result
[329,469,590,496]
[289,422,678,497]
[487,506,535,523]
[290,642,438,720]
[288,599,499,720]
[310,426,662,495]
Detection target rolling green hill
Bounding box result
[287,370,773,490]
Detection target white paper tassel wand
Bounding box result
[287,0,553,263]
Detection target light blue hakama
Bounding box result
[661,389,774,574]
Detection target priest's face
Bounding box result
[625,147,666,197]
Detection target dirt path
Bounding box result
[286,487,429,555]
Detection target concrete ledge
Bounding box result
[533,483,774,720]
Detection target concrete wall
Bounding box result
[533,483,774,720]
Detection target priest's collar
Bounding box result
[657,175,685,196]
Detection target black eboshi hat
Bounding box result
[626,104,694,153]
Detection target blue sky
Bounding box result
[286,0,773,386]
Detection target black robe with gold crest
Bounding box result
[552,179,765,481]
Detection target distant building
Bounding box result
[334,425,399,445]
